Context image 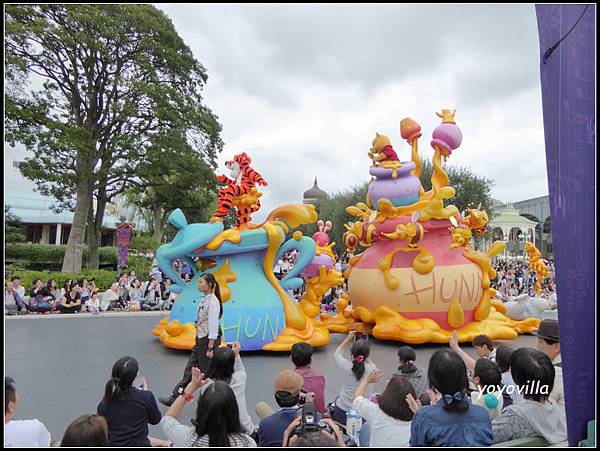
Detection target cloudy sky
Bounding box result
[5,4,549,222]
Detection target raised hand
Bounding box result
[366,369,385,384]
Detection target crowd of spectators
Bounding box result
[5,319,567,447]
[4,268,179,316]
[491,259,556,300]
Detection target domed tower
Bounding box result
[303,177,328,207]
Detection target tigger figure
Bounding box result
[214,152,268,227]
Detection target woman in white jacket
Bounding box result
[198,342,255,434]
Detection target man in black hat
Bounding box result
[533,319,564,418]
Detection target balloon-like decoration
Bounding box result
[322,110,541,343]
[524,242,549,295]
[152,153,331,351]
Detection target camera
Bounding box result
[293,401,331,434]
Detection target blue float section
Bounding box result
[156,210,317,350]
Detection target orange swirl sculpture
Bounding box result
[321,110,540,343]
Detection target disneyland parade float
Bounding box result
[153,109,542,351]
[152,153,343,351]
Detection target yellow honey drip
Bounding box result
[204,229,242,251]
[299,264,344,320]
[448,300,465,328]
[412,247,435,274]
[211,258,237,302]
[380,160,403,179]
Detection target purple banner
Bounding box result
[116,223,134,268]
[536,5,595,446]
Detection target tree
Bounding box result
[122,140,218,242]
[5,5,222,273]
[5,206,27,243]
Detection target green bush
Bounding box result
[125,255,153,281]
[130,235,160,255]
[4,244,118,266]
[9,269,117,291]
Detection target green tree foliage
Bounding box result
[5,206,26,243]
[5,4,222,273]
[123,142,218,242]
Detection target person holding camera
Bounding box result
[281,409,346,447]
[291,343,326,415]
[332,331,377,425]
[256,370,318,447]
[159,273,223,407]
[351,369,415,447]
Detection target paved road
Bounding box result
[5,312,544,441]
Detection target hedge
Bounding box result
[5,244,117,266]
[124,255,153,282]
[9,270,118,292]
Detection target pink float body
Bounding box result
[351,216,481,329]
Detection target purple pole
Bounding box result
[536,4,595,446]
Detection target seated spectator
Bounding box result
[332,332,377,424]
[102,284,126,311]
[97,356,170,447]
[534,319,565,418]
[282,416,345,447]
[128,271,137,285]
[492,347,567,444]
[117,274,130,305]
[198,342,255,434]
[61,414,108,447]
[44,279,61,312]
[5,277,28,314]
[161,368,256,447]
[59,281,82,314]
[495,346,523,404]
[352,370,414,447]
[448,331,495,374]
[256,370,306,447]
[5,376,54,447]
[291,343,326,415]
[5,282,19,316]
[470,358,506,420]
[10,276,26,302]
[161,279,176,311]
[149,267,163,284]
[182,272,192,283]
[408,349,493,446]
[86,293,101,315]
[28,279,53,314]
[128,279,144,312]
[79,278,93,309]
[142,279,162,311]
[396,346,428,399]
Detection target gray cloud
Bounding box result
[6,4,549,222]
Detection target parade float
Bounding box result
[318,109,541,343]
[152,153,341,351]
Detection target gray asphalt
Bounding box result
[5,312,546,442]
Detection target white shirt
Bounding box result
[352,396,411,447]
[550,355,565,419]
[4,419,51,447]
[12,286,25,300]
[334,348,377,412]
[160,416,256,447]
